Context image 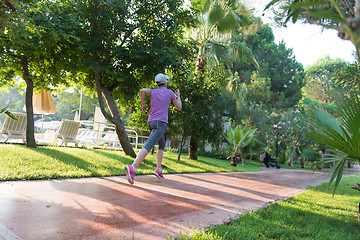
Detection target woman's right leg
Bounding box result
[156,134,165,168]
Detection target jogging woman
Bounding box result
[125,73,182,184]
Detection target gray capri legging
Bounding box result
[143,120,167,152]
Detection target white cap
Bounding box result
[155,73,169,84]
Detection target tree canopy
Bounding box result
[303,56,348,104]
[66,0,194,157]
[237,23,306,110]
[0,0,77,147]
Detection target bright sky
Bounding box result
[246,0,357,68]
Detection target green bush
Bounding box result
[277,152,286,164]
[301,147,321,162]
[197,148,231,160]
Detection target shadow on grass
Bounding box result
[163,153,261,173]
[25,147,130,179]
[90,148,133,162]
[308,174,360,197]
[213,203,359,239]
[162,156,209,172]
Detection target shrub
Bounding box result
[197,148,231,160]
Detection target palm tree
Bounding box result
[192,0,258,78]
[224,124,257,166]
[306,94,360,194]
[226,71,247,110]
[187,0,258,159]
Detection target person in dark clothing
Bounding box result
[262,151,280,169]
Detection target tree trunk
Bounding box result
[188,46,206,159]
[170,135,178,149]
[355,0,360,60]
[300,158,305,168]
[177,132,187,161]
[5,0,16,12]
[188,135,198,160]
[290,146,296,167]
[94,65,136,158]
[21,56,36,148]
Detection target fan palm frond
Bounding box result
[306,93,360,194]
[339,94,360,139]
[307,105,342,136]
[206,41,231,64]
[192,0,257,71]
[231,41,259,69]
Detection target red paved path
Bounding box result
[0,167,359,240]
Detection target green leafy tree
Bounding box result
[178,66,225,159]
[63,0,193,157]
[246,72,272,105]
[240,101,272,150]
[0,1,16,25]
[335,62,360,88]
[276,108,312,166]
[1,0,38,147]
[225,72,273,156]
[237,24,306,110]
[226,23,305,155]
[303,56,349,104]
[0,0,75,147]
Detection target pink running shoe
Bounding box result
[154,169,164,179]
[125,166,136,184]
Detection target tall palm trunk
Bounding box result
[355,0,360,59]
[195,46,206,82]
[21,56,36,148]
[188,47,206,160]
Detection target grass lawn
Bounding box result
[173,174,360,240]
[0,144,262,181]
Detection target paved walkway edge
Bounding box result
[0,224,22,240]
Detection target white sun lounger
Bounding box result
[54,119,80,146]
[0,113,27,143]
